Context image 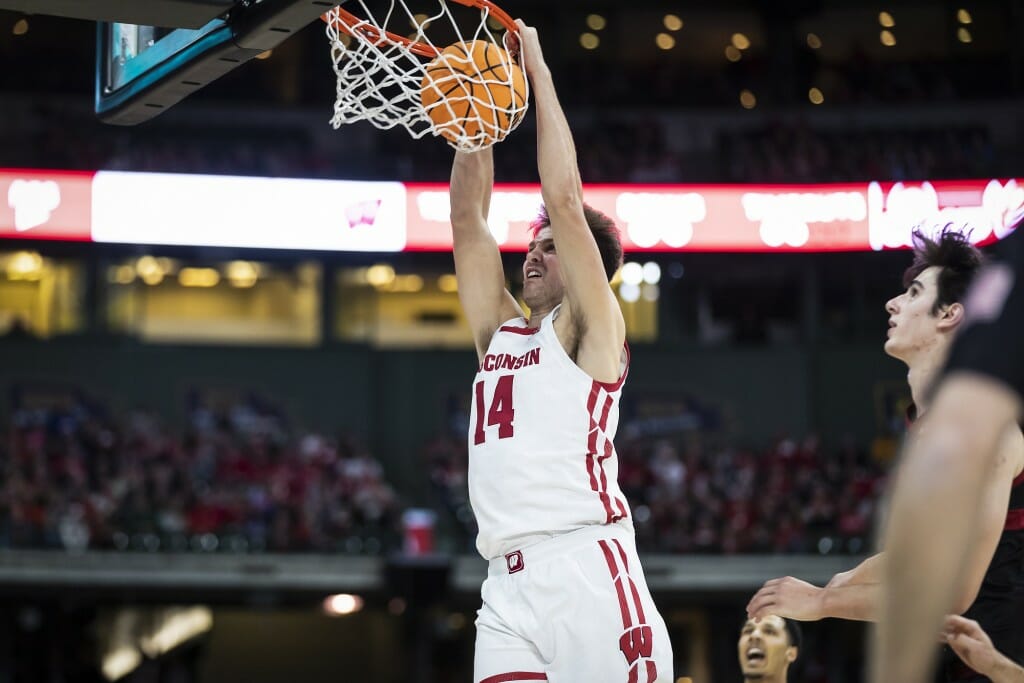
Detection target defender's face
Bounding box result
[738,615,796,678]
[884,266,944,361]
[523,227,564,309]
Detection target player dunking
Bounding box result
[449,21,672,683]
[747,228,1024,682]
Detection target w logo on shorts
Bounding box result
[505,550,525,574]
[620,625,654,665]
[598,539,659,682]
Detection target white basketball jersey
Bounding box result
[468,306,632,560]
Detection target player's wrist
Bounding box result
[988,652,1024,683]
[815,587,831,620]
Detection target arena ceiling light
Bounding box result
[663,15,683,32]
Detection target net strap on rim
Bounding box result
[320,0,529,152]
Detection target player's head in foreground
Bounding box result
[738,614,801,682]
[884,227,983,365]
[522,203,623,312]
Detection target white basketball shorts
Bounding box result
[473,523,673,682]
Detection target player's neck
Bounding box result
[525,301,558,327]
[743,673,786,683]
[905,345,950,416]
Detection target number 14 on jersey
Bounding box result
[474,374,515,445]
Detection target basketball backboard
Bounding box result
[0,0,340,125]
[0,0,237,27]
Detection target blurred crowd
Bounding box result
[624,434,884,555]
[0,391,400,554]
[0,99,1004,185]
[557,52,1004,109]
[426,429,886,557]
[719,122,995,184]
[2,387,888,556]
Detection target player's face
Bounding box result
[884,266,946,361]
[738,616,796,678]
[523,227,564,309]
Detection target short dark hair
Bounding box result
[529,203,624,281]
[782,618,802,653]
[902,226,984,315]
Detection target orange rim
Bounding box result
[321,0,518,59]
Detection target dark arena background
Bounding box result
[0,0,1021,680]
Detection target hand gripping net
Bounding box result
[323,0,528,152]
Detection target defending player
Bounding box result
[746,228,1024,681]
[738,615,801,683]
[873,218,1024,683]
[448,20,672,683]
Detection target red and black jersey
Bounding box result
[938,460,1024,682]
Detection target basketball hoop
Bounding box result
[321,0,529,151]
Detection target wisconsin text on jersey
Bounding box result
[478,348,541,372]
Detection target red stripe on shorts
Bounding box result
[603,539,659,683]
[612,539,630,571]
[627,576,648,624]
[479,673,547,683]
[613,540,648,623]
[599,539,633,630]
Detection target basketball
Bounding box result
[420,40,527,147]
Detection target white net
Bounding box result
[324,0,529,152]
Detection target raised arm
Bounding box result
[510,21,625,382]
[450,148,524,360]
